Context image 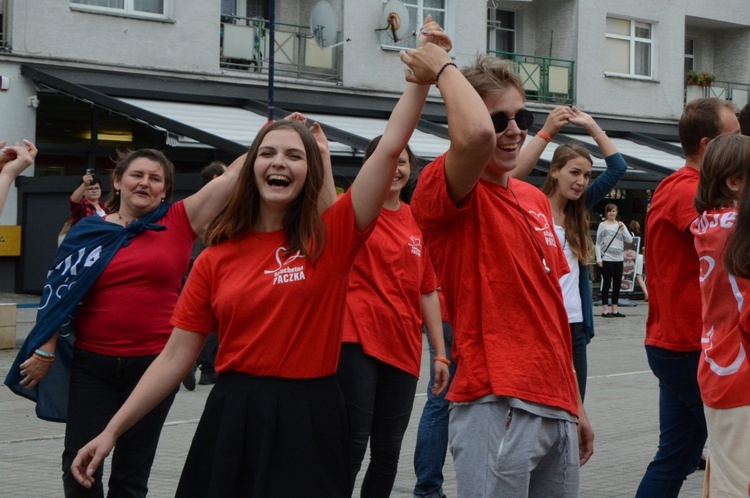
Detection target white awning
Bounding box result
[118,98,451,158]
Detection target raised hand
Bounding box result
[400,43,453,85]
[0,139,37,176]
[418,14,452,52]
[540,106,574,138]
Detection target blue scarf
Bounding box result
[4,204,171,422]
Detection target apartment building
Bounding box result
[0,0,749,291]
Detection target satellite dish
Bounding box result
[310,1,338,49]
[376,0,413,43]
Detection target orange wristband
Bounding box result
[537,130,553,142]
[434,356,451,366]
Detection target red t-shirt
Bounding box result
[342,202,438,377]
[645,167,702,351]
[411,154,578,416]
[172,191,372,379]
[691,207,750,409]
[74,201,197,356]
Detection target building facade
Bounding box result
[1,0,749,291]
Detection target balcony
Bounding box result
[220,15,341,83]
[0,0,8,51]
[488,51,576,104]
[685,79,750,108]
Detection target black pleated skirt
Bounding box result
[175,372,351,498]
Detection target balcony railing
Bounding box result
[0,0,8,51]
[488,51,576,104]
[220,15,341,82]
[685,79,750,108]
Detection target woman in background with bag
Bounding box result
[596,204,633,317]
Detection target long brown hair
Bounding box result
[105,149,175,213]
[707,135,750,278]
[203,120,326,261]
[541,143,593,264]
[695,134,750,213]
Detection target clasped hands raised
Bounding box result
[399,15,453,85]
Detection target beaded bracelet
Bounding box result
[537,130,553,143]
[435,62,457,87]
[434,356,451,366]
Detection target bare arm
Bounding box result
[70,174,94,203]
[577,387,594,466]
[350,18,451,231]
[513,106,574,180]
[0,140,36,219]
[183,152,247,236]
[420,290,449,395]
[567,107,617,157]
[70,328,206,489]
[439,68,496,203]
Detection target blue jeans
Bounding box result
[570,322,588,401]
[636,346,707,498]
[413,322,457,498]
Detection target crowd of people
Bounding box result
[2,15,750,497]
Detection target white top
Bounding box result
[555,224,583,324]
[595,221,633,262]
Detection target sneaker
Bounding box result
[182,364,197,391]
[601,312,612,318]
[613,312,626,317]
[199,371,219,385]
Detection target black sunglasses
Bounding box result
[491,109,535,133]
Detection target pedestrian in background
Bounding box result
[596,204,632,317]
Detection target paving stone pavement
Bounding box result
[0,297,705,497]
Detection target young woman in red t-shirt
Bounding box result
[69,21,455,497]
[338,136,450,496]
[692,134,750,496]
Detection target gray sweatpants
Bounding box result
[448,397,580,497]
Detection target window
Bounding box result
[684,38,694,74]
[0,0,7,49]
[221,0,269,19]
[605,17,653,78]
[70,0,172,20]
[380,0,448,50]
[487,8,515,55]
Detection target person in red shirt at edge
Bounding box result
[337,136,450,497]
[410,55,593,497]
[69,24,454,498]
[692,134,750,496]
[636,98,740,498]
[727,147,750,363]
[69,172,108,226]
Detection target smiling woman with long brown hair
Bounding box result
[68,24,454,497]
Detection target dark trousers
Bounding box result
[601,260,624,305]
[570,322,588,401]
[636,346,706,498]
[62,349,176,498]
[337,343,418,498]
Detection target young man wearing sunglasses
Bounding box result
[410,55,593,497]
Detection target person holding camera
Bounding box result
[69,170,108,226]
